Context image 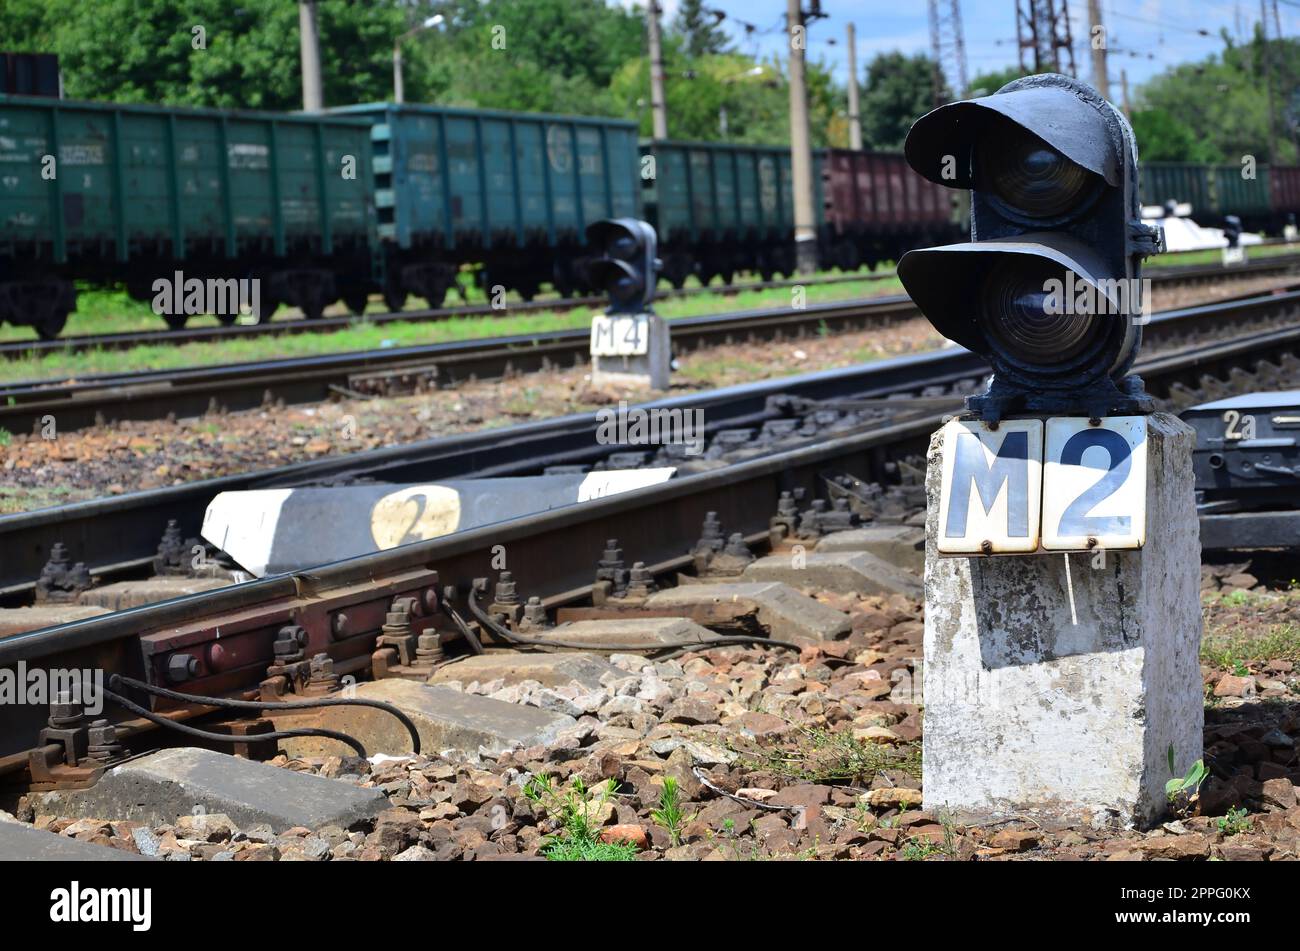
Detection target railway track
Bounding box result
[1,250,1294,360]
[0,295,919,435]
[0,268,900,358]
[2,284,1299,608]
[5,256,1300,439]
[1,288,1299,782]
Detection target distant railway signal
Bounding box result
[897,73,1164,421]
[585,218,660,316]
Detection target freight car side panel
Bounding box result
[0,95,373,265]
[712,150,738,230]
[225,120,274,238]
[733,151,759,231]
[444,115,484,239]
[0,102,61,247]
[334,104,639,252]
[606,125,639,220]
[821,148,949,236]
[644,141,818,240]
[1140,162,1214,216]
[173,116,225,248]
[1213,164,1270,217]
[1270,165,1300,216]
[514,121,550,237]
[688,147,714,232]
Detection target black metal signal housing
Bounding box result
[584,218,660,315]
[898,73,1164,421]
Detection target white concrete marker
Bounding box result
[590,312,671,389]
[923,413,1202,827]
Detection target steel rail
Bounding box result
[1,287,1298,605]
[1,313,1299,770]
[5,261,1300,440]
[0,269,902,359]
[0,295,921,435]
[0,250,1293,360]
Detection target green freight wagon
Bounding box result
[0,94,376,336]
[330,103,640,305]
[1138,162,1214,219]
[639,140,825,285]
[1210,163,1272,229]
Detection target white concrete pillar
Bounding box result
[922,413,1203,827]
[590,313,671,390]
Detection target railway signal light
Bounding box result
[897,74,1164,421]
[1223,215,1242,249]
[585,218,660,315]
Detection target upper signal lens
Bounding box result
[979,125,1099,219]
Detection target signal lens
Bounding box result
[979,126,1097,218]
[980,258,1103,365]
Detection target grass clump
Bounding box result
[1217,806,1253,836]
[1201,622,1300,670]
[650,775,694,847]
[733,721,922,786]
[523,774,637,862]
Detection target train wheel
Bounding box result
[514,278,540,302]
[216,312,239,327]
[662,252,692,290]
[163,312,189,331]
[383,288,407,312]
[719,270,735,286]
[252,297,280,324]
[37,308,70,340]
[302,300,326,320]
[343,290,370,316]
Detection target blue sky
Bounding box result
[639,0,1300,95]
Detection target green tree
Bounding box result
[673,0,730,58]
[861,51,947,150]
[1129,108,1213,163]
[1136,26,1300,163]
[966,66,1027,98]
[400,0,645,115]
[0,0,407,110]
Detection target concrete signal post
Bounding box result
[587,218,670,391]
[897,75,1201,827]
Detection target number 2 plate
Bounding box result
[1041,416,1147,550]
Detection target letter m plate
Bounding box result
[937,419,1043,554]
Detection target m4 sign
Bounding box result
[937,417,1148,555]
[590,314,649,356]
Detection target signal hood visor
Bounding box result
[904,84,1121,191]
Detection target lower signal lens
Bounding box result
[980,258,1103,366]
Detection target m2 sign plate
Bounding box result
[937,420,1043,554]
[1041,416,1147,550]
[937,417,1147,555]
